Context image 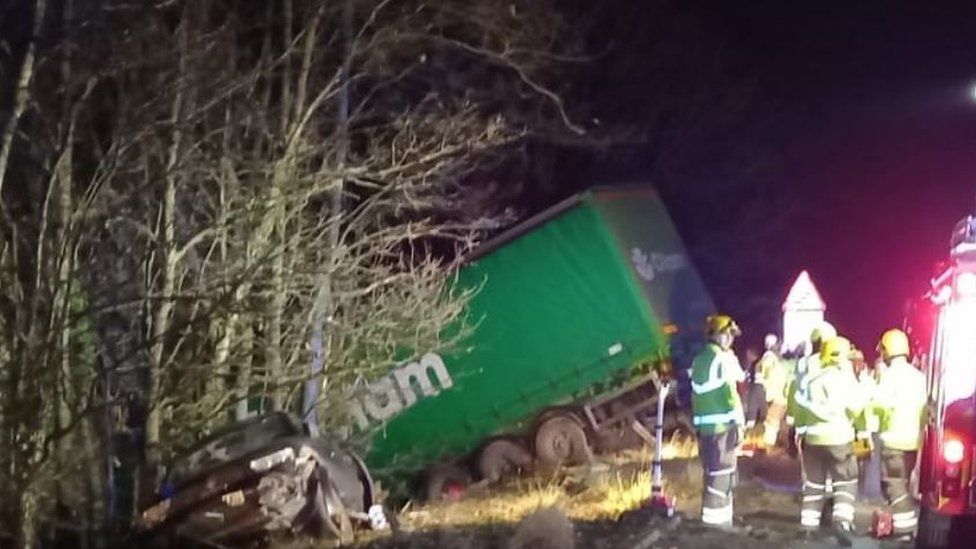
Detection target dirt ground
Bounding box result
[349,449,912,549]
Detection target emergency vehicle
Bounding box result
[914,212,976,548]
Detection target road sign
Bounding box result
[782,270,826,353]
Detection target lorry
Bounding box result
[912,209,976,548]
[344,186,715,498]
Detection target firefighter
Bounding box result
[691,314,746,528]
[870,329,926,540]
[794,336,864,535]
[758,334,788,448]
[787,322,837,445]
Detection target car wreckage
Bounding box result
[135,412,382,546]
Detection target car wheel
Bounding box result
[917,506,951,549]
[534,414,592,469]
[311,476,354,544]
[477,439,533,483]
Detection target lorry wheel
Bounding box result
[534,414,592,469]
[917,506,951,549]
[425,464,472,502]
[477,439,533,483]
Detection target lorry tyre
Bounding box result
[477,439,533,482]
[534,414,593,469]
[917,506,951,549]
[425,464,472,502]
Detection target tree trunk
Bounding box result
[17,483,38,549]
[0,0,47,195]
[145,4,190,503]
[83,417,106,549]
[265,182,286,410]
[234,313,254,420]
[303,0,351,427]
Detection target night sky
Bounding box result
[551,2,976,354]
[700,2,976,352]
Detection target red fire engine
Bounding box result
[914,213,976,548]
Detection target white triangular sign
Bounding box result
[782,270,826,312]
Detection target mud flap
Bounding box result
[917,506,951,549]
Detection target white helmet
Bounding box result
[764,333,779,349]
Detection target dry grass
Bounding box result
[399,437,699,533]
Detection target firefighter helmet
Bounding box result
[877,329,910,360]
[810,322,837,344]
[820,336,852,366]
[705,314,741,336]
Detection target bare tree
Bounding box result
[0,0,586,544]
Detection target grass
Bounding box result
[398,435,701,532]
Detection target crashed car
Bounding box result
[136,412,379,546]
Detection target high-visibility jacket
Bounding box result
[795,362,864,446]
[869,358,926,451]
[759,350,789,405]
[853,372,879,436]
[691,343,745,435]
[787,353,821,431]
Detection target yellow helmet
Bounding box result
[705,314,741,336]
[820,336,852,366]
[810,322,837,344]
[877,329,910,360]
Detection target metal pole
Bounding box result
[652,382,669,498]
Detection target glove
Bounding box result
[852,434,872,459]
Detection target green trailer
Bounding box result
[345,186,714,495]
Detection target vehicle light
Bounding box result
[249,447,295,472]
[958,271,976,296]
[944,439,965,464]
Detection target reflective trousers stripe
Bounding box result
[707,486,729,498]
[702,503,733,525]
[709,467,736,477]
[801,509,821,528]
[894,517,918,529]
[832,502,855,522]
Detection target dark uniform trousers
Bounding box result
[800,443,858,529]
[698,427,739,526]
[881,449,918,535]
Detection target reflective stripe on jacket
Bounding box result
[869,358,926,451]
[797,362,864,446]
[691,343,745,435]
[787,353,821,431]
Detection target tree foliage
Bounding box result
[0,0,584,546]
